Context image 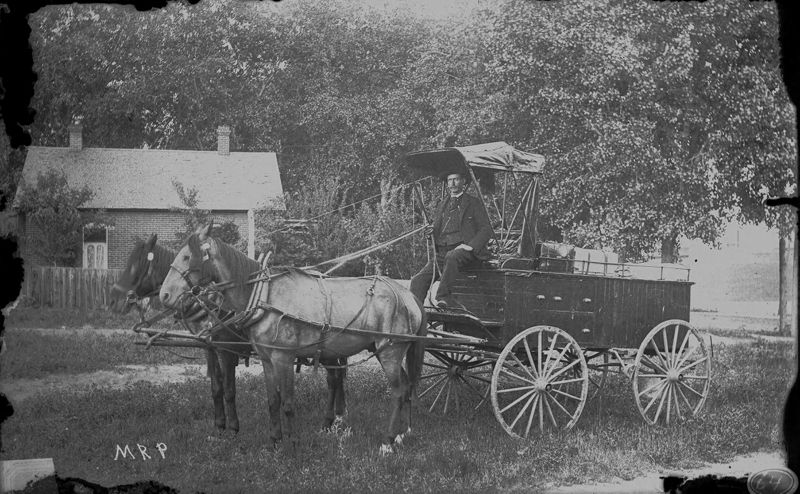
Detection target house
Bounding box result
[15,124,284,269]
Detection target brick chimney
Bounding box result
[69,123,83,150]
[217,125,231,155]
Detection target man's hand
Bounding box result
[456,244,473,251]
[424,224,434,237]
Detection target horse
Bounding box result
[158,223,428,452]
[108,233,247,433]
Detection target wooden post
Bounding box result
[779,228,798,338]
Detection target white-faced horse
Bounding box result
[159,223,427,452]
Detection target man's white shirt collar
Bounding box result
[450,191,465,199]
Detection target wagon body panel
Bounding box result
[437,266,691,350]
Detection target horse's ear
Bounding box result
[145,233,157,250]
[198,221,214,241]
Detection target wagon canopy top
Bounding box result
[403,141,544,181]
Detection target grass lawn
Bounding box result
[0,329,793,493]
[0,327,203,379]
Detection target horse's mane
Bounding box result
[150,242,176,278]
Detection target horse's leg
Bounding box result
[260,357,283,446]
[334,359,347,421]
[322,358,347,429]
[219,349,240,433]
[206,348,226,432]
[376,344,411,452]
[275,351,298,453]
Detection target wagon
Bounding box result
[132,142,712,442]
[404,142,712,438]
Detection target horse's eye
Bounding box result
[183,255,190,262]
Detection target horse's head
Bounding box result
[159,223,222,311]
[110,234,160,314]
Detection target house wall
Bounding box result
[105,210,249,269]
[20,209,249,269]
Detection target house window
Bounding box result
[83,224,108,269]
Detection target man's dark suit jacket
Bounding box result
[432,193,493,260]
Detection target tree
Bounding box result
[484,0,794,261]
[171,180,241,250]
[15,169,106,266]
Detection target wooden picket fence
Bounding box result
[21,266,124,310]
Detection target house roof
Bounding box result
[18,147,285,211]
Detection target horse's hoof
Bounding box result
[379,443,394,456]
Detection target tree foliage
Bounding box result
[21,0,796,264]
[15,169,106,266]
[171,180,241,250]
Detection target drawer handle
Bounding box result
[537,295,546,301]
[583,298,592,303]
[553,296,562,302]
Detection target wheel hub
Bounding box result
[535,378,550,392]
[666,369,680,382]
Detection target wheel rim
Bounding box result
[419,324,491,414]
[491,326,589,438]
[632,319,711,425]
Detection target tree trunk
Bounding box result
[660,234,679,264]
[779,228,798,337]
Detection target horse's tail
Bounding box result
[406,297,427,401]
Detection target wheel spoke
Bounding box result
[500,389,536,414]
[663,329,672,367]
[652,382,669,424]
[457,374,489,400]
[541,331,559,379]
[537,331,543,377]
[510,353,538,382]
[675,380,694,410]
[442,379,453,414]
[672,382,683,421]
[675,343,699,371]
[524,394,539,438]
[550,376,585,386]
[641,355,668,374]
[419,370,449,380]
[428,375,450,412]
[496,384,537,394]
[523,336,540,378]
[677,380,705,399]
[419,374,448,399]
[648,339,671,371]
[538,390,545,433]
[642,380,667,415]
[677,356,708,374]
[500,366,536,386]
[550,387,582,402]
[424,362,450,371]
[675,327,692,366]
[546,356,580,382]
[637,377,667,398]
[544,344,571,380]
[508,392,537,430]
[542,392,559,427]
[680,375,709,380]
[671,324,680,364]
[665,383,673,425]
[547,390,576,420]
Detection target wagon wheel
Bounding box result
[418,324,492,414]
[490,326,589,438]
[632,319,711,425]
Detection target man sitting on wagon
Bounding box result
[410,172,493,309]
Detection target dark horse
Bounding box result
[108,233,248,433]
[159,223,427,452]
